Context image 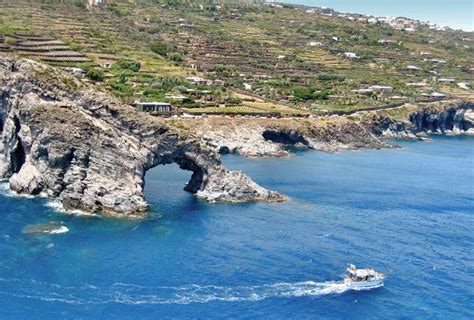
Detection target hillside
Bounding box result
[0,0,473,115]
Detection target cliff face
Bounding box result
[182,117,390,158]
[409,103,473,134]
[368,102,474,138]
[0,58,285,218]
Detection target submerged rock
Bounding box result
[22,221,69,235]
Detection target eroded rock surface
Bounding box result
[366,102,474,138]
[0,58,285,218]
[177,117,390,158]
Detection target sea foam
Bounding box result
[0,278,352,305]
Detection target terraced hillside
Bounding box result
[0,0,472,114]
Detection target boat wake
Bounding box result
[0,278,351,305]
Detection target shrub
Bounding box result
[86,68,104,82]
[151,43,168,56]
[108,4,125,17]
[292,86,315,100]
[116,60,141,72]
[4,36,16,45]
[318,74,345,81]
[168,52,183,62]
[73,0,86,9]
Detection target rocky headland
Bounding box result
[0,57,285,218]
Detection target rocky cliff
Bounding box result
[366,102,474,138]
[0,57,285,218]
[174,101,473,159]
[179,117,391,158]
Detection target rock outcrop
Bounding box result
[182,117,390,158]
[0,57,285,218]
[175,102,473,159]
[366,102,474,138]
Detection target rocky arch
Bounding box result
[0,57,285,218]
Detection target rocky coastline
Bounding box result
[0,58,285,218]
[174,101,473,159]
[1,57,472,218]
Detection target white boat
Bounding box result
[344,264,384,290]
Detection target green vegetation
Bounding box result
[116,60,141,72]
[0,0,472,115]
[150,43,168,56]
[86,68,104,82]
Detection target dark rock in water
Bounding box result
[22,221,69,235]
[0,57,285,218]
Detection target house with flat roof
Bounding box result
[344,52,359,59]
[186,76,208,85]
[135,102,172,113]
[369,85,394,93]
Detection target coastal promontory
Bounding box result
[0,57,285,218]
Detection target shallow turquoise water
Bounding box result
[0,135,473,318]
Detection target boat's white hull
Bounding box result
[344,278,384,290]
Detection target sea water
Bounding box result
[0,135,473,318]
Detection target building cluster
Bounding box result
[299,3,451,32]
[186,76,225,86]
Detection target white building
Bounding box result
[186,76,208,85]
[406,65,421,71]
[369,85,394,93]
[438,78,455,84]
[344,52,359,59]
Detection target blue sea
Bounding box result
[0,135,473,319]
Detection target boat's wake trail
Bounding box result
[0,278,349,305]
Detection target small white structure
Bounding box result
[344,52,359,59]
[165,94,188,100]
[308,41,324,47]
[87,0,104,7]
[64,67,85,77]
[186,76,208,85]
[254,74,272,79]
[211,79,225,86]
[407,81,428,87]
[430,58,446,64]
[406,65,421,71]
[369,85,394,93]
[378,39,395,44]
[423,92,447,98]
[438,78,455,84]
